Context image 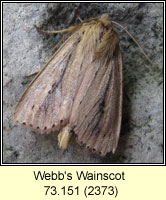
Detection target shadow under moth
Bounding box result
[14,14,151,156]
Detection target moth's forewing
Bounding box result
[14,33,82,133]
[70,44,122,156]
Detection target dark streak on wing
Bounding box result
[90,63,114,136]
[40,53,73,115]
[51,54,72,93]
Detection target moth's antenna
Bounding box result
[112,21,152,64]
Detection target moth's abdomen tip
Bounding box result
[112,146,117,154]
[58,125,72,150]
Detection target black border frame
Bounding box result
[1,1,165,166]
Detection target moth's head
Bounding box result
[99,14,112,27]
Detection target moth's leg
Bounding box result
[73,7,83,22]
[34,24,79,35]
[34,25,61,34]
[24,71,40,78]
[77,16,83,22]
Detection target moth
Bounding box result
[14,14,149,156]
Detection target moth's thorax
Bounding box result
[76,15,119,62]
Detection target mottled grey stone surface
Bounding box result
[3,3,163,163]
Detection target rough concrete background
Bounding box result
[3,3,163,163]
